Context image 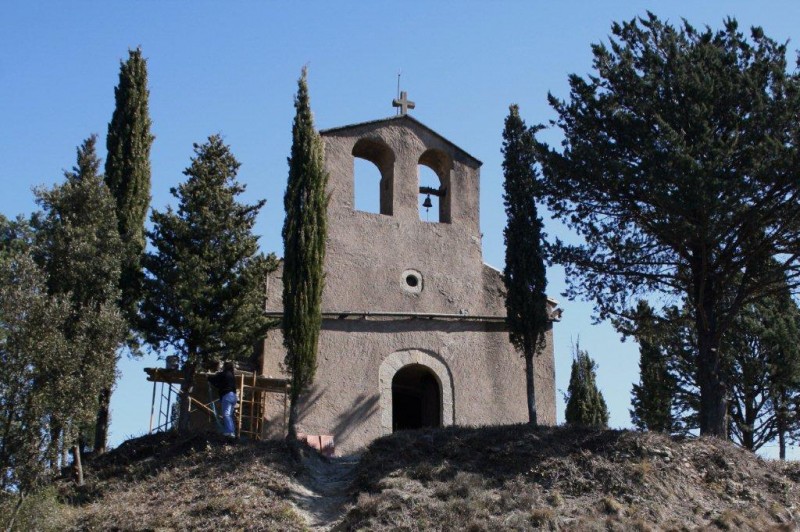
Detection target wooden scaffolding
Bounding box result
[145,366,289,440]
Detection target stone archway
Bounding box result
[379,349,454,435]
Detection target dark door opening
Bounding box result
[392,364,441,432]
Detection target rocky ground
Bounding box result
[2,425,799,531]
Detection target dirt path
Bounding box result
[289,452,360,530]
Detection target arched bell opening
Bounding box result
[352,138,395,216]
[418,148,452,223]
[391,363,441,431]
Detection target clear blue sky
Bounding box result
[2,2,799,458]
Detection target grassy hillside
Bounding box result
[3,432,307,531]
[2,425,799,531]
[344,425,800,531]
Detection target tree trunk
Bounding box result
[71,445,83,486]
[286,389,299,441]
[693,266,728,439]
[776,396,787,460]
[525,345,538,426]
[177,360,197,433]
[93,387,111,454]
[696,330,727,437]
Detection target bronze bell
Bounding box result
[422,194,433,209]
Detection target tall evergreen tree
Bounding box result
[141,135,272,432]
[628,301,678,433]
[99,47,153,452]
[622,289,800,456]
[533,14,800,438]
[105,47,153,323]
[763,294,800,459]
[723,283,800,454]
[0,216,71,493]
[501,104,549,425]
[282,67,328,440]
[564,344,609,427]
[32,136,125,479]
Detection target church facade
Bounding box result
[260,113,559,455]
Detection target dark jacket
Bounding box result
[209,368,236,396]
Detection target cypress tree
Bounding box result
[565,344,609,427]
[99,47,153,452]
[501,104,549,425]
[629,301,678,433]
[631,339,677,433]
[105,47,153,324]
[141,135,272,433]
[282,67,328,441]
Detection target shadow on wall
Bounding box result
[294,385,379,448]
[296,386,326,427]
[331,393,379,445]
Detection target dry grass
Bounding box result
[5,425,800,531]
[52,431,307,531]
[337,424,800,531]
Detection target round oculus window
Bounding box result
[402,269,423,293]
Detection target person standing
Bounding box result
[209,361,237,438]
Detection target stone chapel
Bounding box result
[259,106,560,455]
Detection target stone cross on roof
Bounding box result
[392,91,415,115]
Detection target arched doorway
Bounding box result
[391,364,441,431]
[379,349,454,435]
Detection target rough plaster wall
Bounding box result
[261,261,286,377]
[535,323,557,426]
[262,392,287,439]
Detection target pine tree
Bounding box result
[763,293,800,459]
[99,47,153,452]
[141,135,272,432]
[502,105,549,426]
[534,14,800,438]
[629,307,679,433]
[282,67,328,440]
[622,287,800,454]
[32,136,126,480]
[723,282,800,454]
[565,344,609,427]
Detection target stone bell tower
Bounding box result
[320,112,484,315]
[261,96,558,455]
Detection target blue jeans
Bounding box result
[221,391,237,435]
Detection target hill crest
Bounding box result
[4,425,798,531]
